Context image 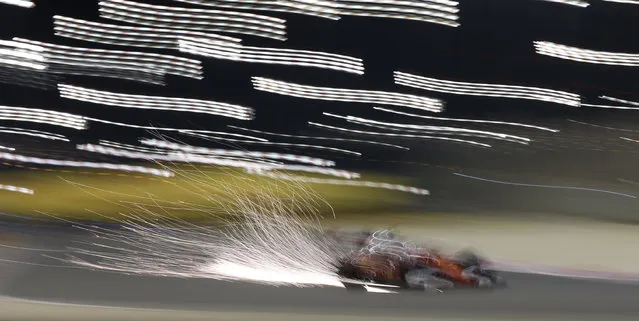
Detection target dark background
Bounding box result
[0,0,638,221]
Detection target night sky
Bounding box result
[1,0,639,219]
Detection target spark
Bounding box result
[58,163,349,287]
[374,107,559,132]
[251,76,444,112]
[394,71,581,107]
[100,0,288,41]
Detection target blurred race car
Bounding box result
[331,229,506,291]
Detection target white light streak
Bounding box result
[178,36,365,75]
[0,105,87,130]
[12,37,203,80]
[254,171,430,195]
[0,126,68,142]
[180,130,268,142]
[0,0,34,8]
[53,15,242,50]
[178,131,362,156]
[620,137,639,143]
[79,143,359,179]
[139,138,336,167]
[374,107,559,132]
[602,0,639,4]
[394,71,581,107]
[537,0,589,7]
[170,0,461,27]
[228,125,410,150]
[0,41,47,70]
[534,41,639,67]
[252,77,444,112]
[581,103,639,111]
[0,184,33,194]
[454,172,636,199]
[600,95,639,107]
[309,122,492,148]
[58,84,254,120]
[0,152,173,177]
[100,0,288,41]
[324,113,531,144]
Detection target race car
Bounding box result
[331,229,506,291]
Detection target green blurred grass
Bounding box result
[0,165,423,222]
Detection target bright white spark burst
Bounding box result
[61,164,351,288]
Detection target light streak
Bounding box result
[53,15,242,50]
[581,103,639,111]
[178,132,362,156]
[308,122,492,148]
[96,140,284,166]
[139,138,336,167]
[0,184,34,195]
[600,95,639,107]
[374,107,559,132]
[602,0,639,4]
[254,171,430,195]
[0,152,173,177]
[0,41,47,70]
[178,36,365,75]
[169,0,460,27]
[0,105,87,130]
[0,0,34,8]
[228,125,410,150]
[58,83,254,120]
[12,37,203,80]
[252,77,444,112]
[99,0,288,41]
[0,126,69,141]
[534,41,639,67]
[620,137,639,143]
[324,112,531,144]
[567,119,639,132]
[537,0,589,7]
[394,71,581,107]
[453,172,636,199]
[180,130,268,142]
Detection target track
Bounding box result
[1,229,639,320]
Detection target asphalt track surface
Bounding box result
[1,229,639,320]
